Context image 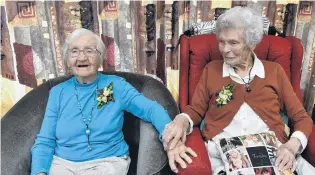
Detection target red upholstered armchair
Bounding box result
[178,34,315,174]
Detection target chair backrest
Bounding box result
[179,34,303,111]
[1,72,178,175]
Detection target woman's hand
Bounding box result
[162,114,190,150]
[167,140,197,173]
[276,138,300,172]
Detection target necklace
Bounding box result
[74,82,99,152]
[240,64,253,92]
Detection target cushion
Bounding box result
[214,131,293,175]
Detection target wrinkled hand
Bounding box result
[167,140,197,173]
[276,138,300,173]
[162,114,190,150]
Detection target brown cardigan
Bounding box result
[183,60,313,143]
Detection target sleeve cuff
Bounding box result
[31,170,47,175]
[290,131,308,154]
[178,113,194,135]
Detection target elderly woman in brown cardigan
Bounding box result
[162,7,314,175]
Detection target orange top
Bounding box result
[183,60,313,143]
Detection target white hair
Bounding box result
[62,28,105,73]
[215,6,264,48]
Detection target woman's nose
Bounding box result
[76,52,88,60]
[222,44,231,53]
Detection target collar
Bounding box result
[222,52,265,79]
[73,73,100,88]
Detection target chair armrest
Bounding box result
[303,125,315,167]
[178,127,212,175]
[179,35,190,111]
[1,82,52,175]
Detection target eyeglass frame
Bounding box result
[68,48,101,58]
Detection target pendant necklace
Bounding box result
[74,81,98,151]
[240,64,253,92]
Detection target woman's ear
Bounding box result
[65,58,70,67]
[98,64,103,71]
[64,59,72,75]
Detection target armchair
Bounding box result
[1,72,177,175]
[178,34,315,174]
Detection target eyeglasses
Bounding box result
[68,48,101,57]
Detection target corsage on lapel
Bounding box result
[216,83,235,108]
[97,82,115,109]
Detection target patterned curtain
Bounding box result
[1,1,315,117]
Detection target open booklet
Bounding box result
[214,131,294,175]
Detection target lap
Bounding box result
[50,155,131,175]
[296,155,315,175]
[206,140,225,174]
[81,156,131,175]
[50,158,75,175]
[206,140,315,175]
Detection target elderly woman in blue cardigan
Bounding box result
[31,28,197,175]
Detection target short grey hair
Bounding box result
[62,28,105,73]
[215,6,264,48]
